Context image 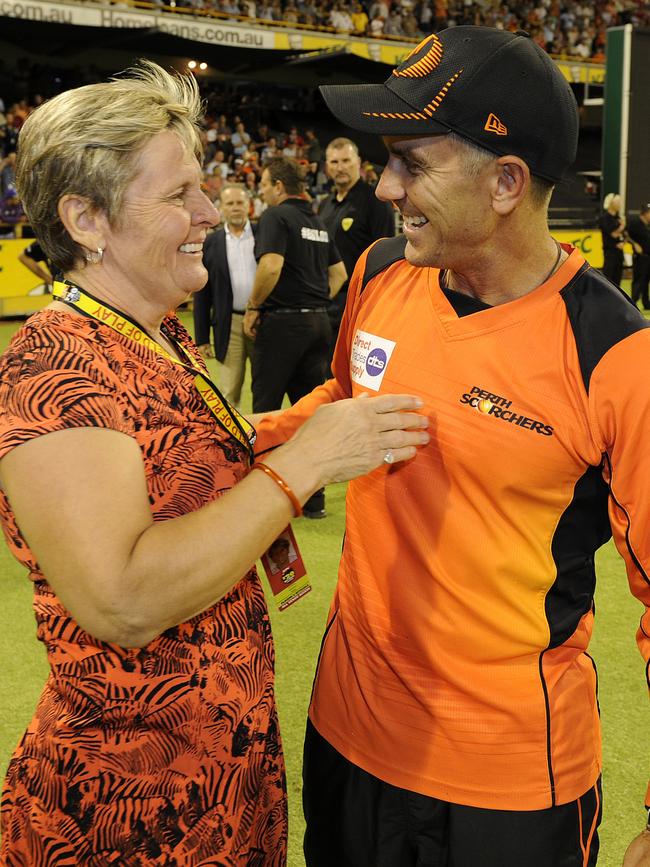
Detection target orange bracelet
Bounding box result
[250,462,303,518]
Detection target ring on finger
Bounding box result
[383,450,395,465]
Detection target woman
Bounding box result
[0,62,428,864]
[598,191,625,285]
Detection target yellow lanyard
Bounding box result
[52,280,256,462]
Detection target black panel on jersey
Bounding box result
[361,235,407,293]
[560,265,650,392]
[443,287,492,316]
[546,464,612,649]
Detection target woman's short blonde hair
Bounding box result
[16,60,203,273]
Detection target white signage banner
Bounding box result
[0,0,276,49]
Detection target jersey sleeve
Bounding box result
[254,208,288,260]
[0,329,131,462]
[588,329,650,803]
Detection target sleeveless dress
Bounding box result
[0,309,287,866]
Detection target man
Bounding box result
[18,238,53,288]
[253,27,650,866]
[627,202,650,310]
[598,192,626,285]
[318,137,395,359]
[244,156,346,518]
[193,183,256,408]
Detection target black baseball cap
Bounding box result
[320,26,579,183]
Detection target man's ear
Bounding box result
[57,194,108,253]
[492,156,530,215]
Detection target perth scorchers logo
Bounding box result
[362,34,463,122]
[460,385,554,436]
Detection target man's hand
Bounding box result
[243,310,260,339]
[197,343,214,359]
[623,829,650,866]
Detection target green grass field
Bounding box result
[0,307,647,866]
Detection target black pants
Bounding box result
[251,310,331,413]
[252,310,331,512]
[303,720,601,867]
[326,289,347,369]
[601,249,624,286]
[631,253,650,308]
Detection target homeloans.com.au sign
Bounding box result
[0,0,276,48]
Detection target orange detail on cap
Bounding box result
[393,34,443,78]
[484,113,508,135]
[363,70,463,122]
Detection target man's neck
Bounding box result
[444,234,567,307]
[335,180,355,201]
[227,221,247,238]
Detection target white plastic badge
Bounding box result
[350,329,396,391]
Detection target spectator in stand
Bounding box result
[231,121,251,157]
[0,110,18,157]
[206,148,231,180]
[330,2,355,31]
[261,135,280,163]
[384,7,406,34]
[0,184,26,234]
[369,0,389,20]
[244,171,266,220]
[304,128,322,165]
[351,2,370,31]
[369,11,386,34]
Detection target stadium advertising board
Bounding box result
[0,0,276,48]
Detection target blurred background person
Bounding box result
[244,156,347,518]
[0,61,428,864]
[598,192,625,285]
[626,202,650,310]
[194,182,257,408]
[18,237,54,289]
[318,137,396,361]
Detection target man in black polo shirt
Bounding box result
[244,156,346,517]
[318,137,396,359]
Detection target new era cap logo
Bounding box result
[485,113,507,135]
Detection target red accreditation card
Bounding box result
[260,525,311,611]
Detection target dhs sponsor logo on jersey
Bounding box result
[350,330,396,391]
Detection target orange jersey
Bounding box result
[256,238,650,811]
[0,310,286,865]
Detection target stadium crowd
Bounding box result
[136,0,646,59]
[0,85,381,233]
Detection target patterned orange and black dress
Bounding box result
[0,308,287,866]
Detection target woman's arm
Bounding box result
[0,393,428,648]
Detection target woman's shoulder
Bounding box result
[0,308,131,389]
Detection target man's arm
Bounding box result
[328,261,347,298]
[243,252,284,339]
[18,250,51,284]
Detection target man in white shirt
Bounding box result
[193,183,257,408]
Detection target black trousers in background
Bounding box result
[631,253,650,309]
[252,310,331,512]
[303,720,602,867]
[326,288,347,369]
[601,248,624,286]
